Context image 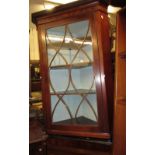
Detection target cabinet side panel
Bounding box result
[113,8,126,155]
[99,11,114,134]
[92,10,114,133]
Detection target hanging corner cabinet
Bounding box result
[32,0,114,141]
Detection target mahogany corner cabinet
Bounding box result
[32,0,114,142]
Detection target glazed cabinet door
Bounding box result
[38,14,111,139]
[46,20,98,126]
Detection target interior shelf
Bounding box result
[53,116,97,125]
[50,89,96,95]
[50,62,93,70]
[47,42,90,51]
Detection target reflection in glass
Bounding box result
[46,20,98,125]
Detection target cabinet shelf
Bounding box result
[50,62,93,70]
[53,116,97,125]
[50,89,96,95]
[47,40,91,50]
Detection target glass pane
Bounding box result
[46,20,98,125]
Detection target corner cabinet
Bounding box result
[32,0,114,142]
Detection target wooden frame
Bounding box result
[32,0,113,140]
